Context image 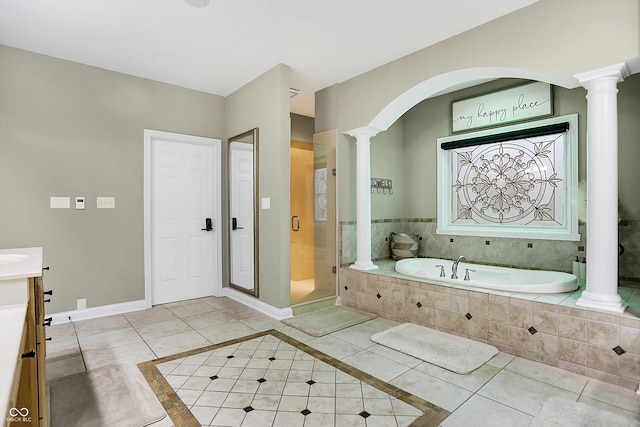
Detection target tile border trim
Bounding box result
[138,329,451,426]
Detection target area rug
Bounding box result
[370,322,498,374]
[49,363,166,427]
[529,398,639,427]
[281,306,376,336]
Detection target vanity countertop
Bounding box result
[0,247,43,424]
[0,247,43,280]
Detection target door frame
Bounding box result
[143,129,223,308]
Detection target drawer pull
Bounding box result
[22,350,36,358]
[44,299,51,303]
[44,290,53,296]
[44,317,52,327]
[46,337,52,341]
[42,266,50,271]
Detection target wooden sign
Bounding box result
[452,82,553,132]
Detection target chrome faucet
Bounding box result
[451,256,466,279]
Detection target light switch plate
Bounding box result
[50,197,70,209]
[261,197,270,209]
[97,196,115,209]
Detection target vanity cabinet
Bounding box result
[10,277,47,427]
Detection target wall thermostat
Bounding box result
[75,196,85,210]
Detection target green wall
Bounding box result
[224,64,292,309]
[0,45,225,313]
[368,75,640,222]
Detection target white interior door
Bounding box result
[147,130,221,305]
[230,141,254,291]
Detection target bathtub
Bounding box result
[395,258,578,294]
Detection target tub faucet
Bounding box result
[451,256,466,279]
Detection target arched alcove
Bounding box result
[365,67,579,134]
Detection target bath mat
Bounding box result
[370,323,498,374]
[282,306,376,336]
[49,363,166,427]
[529,398,639,427]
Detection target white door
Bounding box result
[147,130,221,305]
[230,141,254,291]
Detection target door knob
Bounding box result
[232,217,244,230]
[201,218,214,231]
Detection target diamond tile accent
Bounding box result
[416,301,422,308]
[465,313,472,320]
[146,320,439,426]
[226,355,234,359]
[528,327,537,335]
[359,411,371,419]
[376,293,382,299]
[344,285,349,291]
[613,346,626,355]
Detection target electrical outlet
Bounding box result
[97,197,115,209]
[77,298,86,310]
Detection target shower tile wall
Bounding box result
[340,219,640,281]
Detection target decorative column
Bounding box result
[346,126,381,271]
[574,62,629,313]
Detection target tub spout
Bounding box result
[452,256,466,279]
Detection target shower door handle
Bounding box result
[291,216,300,232]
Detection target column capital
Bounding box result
[574,62,630,86]
[344,125,384,139]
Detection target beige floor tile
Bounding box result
[478,370,578,416]
[200,296,247,310]
[578,396,640,423]
[197,321,259,344]
[181,309,234,329]
[77,326,142,353]
[390,369,473,412]
[73,314,131,337]
[441,394,533,427]
[275,325,316,342]
[167,301,217,318]
[238,315,284,332]
[504,356,588,393]
[413,361,500,392]
[486,351,516,369]
[365,343,423,368]
[46,355,86,381]
[242,409,276,426]
[329,319,389,349]
[581,377,640,413]
[82,340,157,370]
[305,335,364,360]
[342,349,412,382]
[124,306,178,327]
[135,317,193,340]
[46,337,81,361]
[145,330,212,358]
[46,322,77,342]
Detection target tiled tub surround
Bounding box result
[340,219,640,282]
[339,261,640,392]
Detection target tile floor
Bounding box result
[46,296,640,426]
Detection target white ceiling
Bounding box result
[0,0,537,118]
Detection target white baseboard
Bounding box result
[222,288,293,320]
[49,299,149,325]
